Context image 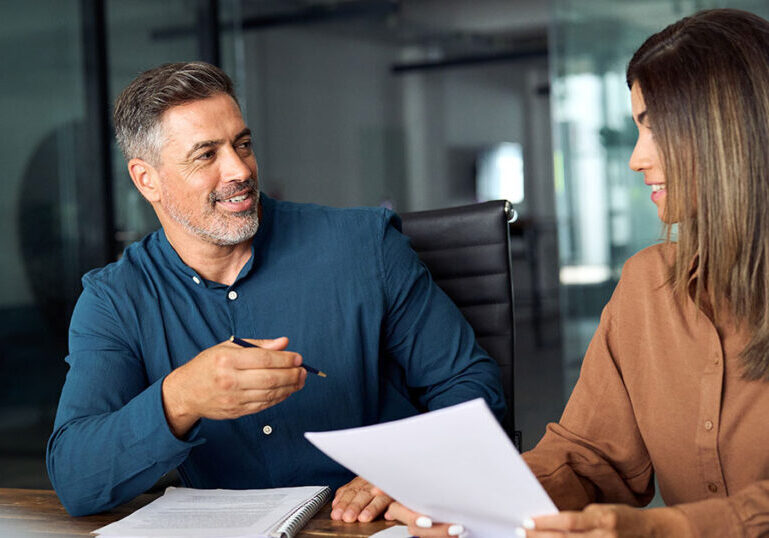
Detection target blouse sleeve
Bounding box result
[522,282,655,510]
[674,481,769,537]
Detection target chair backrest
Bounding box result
[399,200,519,446]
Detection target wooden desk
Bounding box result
[0,489,394,537]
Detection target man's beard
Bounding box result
[161,178,260,246]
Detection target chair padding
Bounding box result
[400,200,516,440]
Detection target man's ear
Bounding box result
[128,158,161,203]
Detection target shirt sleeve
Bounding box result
[46,279,205,516]
[377,211,506,420]
[522,286,656,510]
[673,481,769,537]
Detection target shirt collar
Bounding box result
[155,192,275,287]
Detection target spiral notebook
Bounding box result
[92,485,331,537]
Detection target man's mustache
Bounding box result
[209,178,258,203]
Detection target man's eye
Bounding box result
[197,150,215,160]
[238,140,252,151]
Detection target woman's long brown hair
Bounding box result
[627,8,769,380]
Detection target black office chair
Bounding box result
[400,200,521,450]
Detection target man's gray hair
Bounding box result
[113,62,239,164]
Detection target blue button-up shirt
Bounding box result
[47,195,505,515]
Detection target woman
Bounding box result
[381,9,769,538]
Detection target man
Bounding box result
[46,62,505,518]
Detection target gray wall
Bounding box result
[240,26,556,222]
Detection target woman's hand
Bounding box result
[383,500,465,537]
[380,495,693,538]
[524,504,693,537]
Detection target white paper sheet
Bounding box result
[368,525,411,537]
[305,399,557,537]
[92,486,328,537]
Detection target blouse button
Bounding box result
[228,290,238,300]
[707,483,718,493]
[192,276,201,285]
[704,420,714,431]
[263,425,273,435]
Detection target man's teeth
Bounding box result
[651,184,666,192]
[224,194,248,203]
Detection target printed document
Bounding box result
[305,399,557,537]
[92,485,330,537]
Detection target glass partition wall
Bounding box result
[0,0,210,488]
[0,0,88,487]
[551,0,769,393]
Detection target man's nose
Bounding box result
[220,146,253,181]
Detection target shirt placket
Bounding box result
[224,281,279,485]
[694,325,728,498]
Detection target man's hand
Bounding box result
[161,337,306,437]
[525,504,693,537]
[330,476,393,523]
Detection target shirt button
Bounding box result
[192,276,201,285]
[708,483,718,493]
[228,290,238,300]
[704,420,714,431]
[262,425,273,435]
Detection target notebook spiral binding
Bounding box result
[272,486,332,538]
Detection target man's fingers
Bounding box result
[357,492,392,522]
[227,348,303,370]
[232,368,306,390]
[237,384,305,405]
[330,487,357,520]
[243,336,289,350]
[341,488,376,522]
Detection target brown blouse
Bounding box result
[522,244,769,537]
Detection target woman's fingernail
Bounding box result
[448,524,465,535]
[522,517,535,529]
[415,516,433,528]
[515,527,527,538]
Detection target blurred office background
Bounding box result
[2,0,768,488]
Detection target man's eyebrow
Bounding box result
[186,139,223,160]
[184,129,252,160]
[234,128,251,141]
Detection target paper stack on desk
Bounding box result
[305,398,557,537]
[92,485,330,537]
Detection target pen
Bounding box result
[229,336,327,378]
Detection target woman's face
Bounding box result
[629,83,667,221]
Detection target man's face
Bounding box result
[154,93,260,246]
